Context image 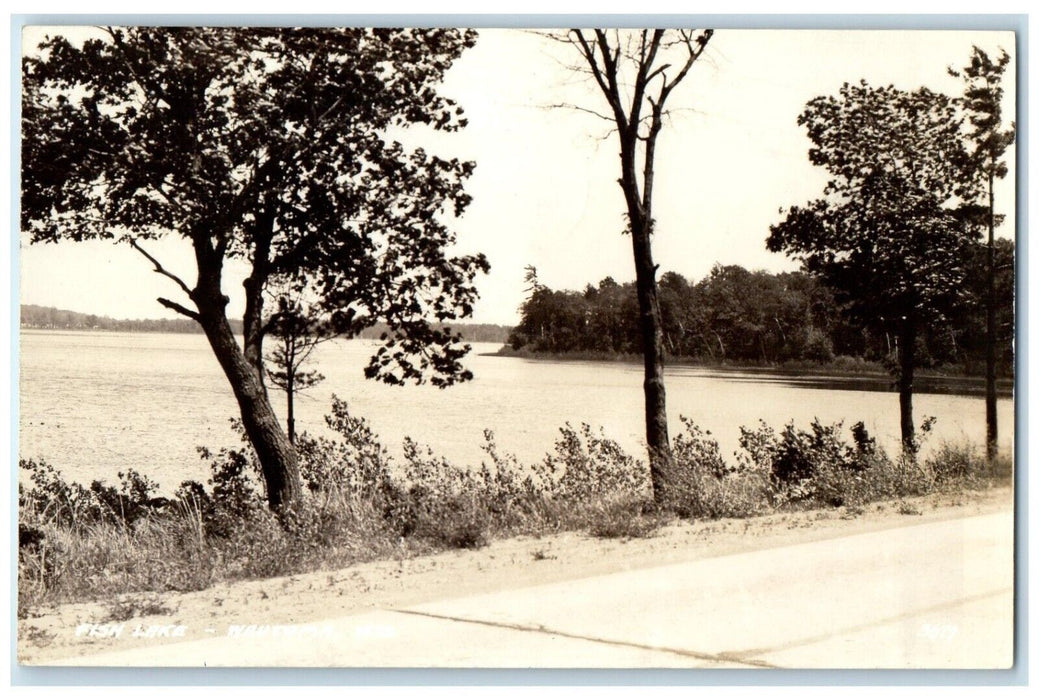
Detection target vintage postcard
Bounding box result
[16,23,1017,671]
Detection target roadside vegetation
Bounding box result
[18,399,1011,617]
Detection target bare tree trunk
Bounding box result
[898,319,917,454]
[197,304,302,509]
[286,371,296,445]
[985,170,998,460]
[630,215,671,497]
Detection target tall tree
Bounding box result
[22,27,488,510]
[768,82,975,452]
[566,28,713,500]
[949,47,1015,460]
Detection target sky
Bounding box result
[17,26,1018,326]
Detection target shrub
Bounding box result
[87,469,166,527]
[296,396,396,498]
[925,442,1014,485]
[20,460,169,530]
[735,418,880,504]
[20,459,100,530]
[192,443,267,540]
[533,423,649,504]
[663,418,773,519]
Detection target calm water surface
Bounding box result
[19,330,1015,491]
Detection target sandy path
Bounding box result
[18,485,1013,665]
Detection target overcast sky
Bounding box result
[18,27,1017,326]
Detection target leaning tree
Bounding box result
[565,28,713,500]
[768,81,977,452]
[22,27,488,510]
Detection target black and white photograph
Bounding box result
[14,20,1018,670]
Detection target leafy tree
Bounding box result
[566,28,713,499]
[768,81,975,452]
[949,47,1015,459]
[22,27,487,510]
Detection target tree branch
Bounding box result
[157,297,201,321]
[545,101,617,124]
[570,30,628,132]
[659,29,713,104]
[129,239,195,298]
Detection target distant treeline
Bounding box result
[509,240,1014,376]
[20,305,234,334]
[20,305,511,344]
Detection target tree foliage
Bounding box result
[510,267,853,364]
[767,82,974,328]
[950,47,1015,187]
[23,26,487,385]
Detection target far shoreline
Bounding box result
[483,346,1015,398]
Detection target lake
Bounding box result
[18,330,1015,492]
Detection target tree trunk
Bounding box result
[985,170,998,460]
[286,372,296,445]
[196,295,303,511]
[897,318,917,454]
[630,214,671,498]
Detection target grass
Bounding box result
[17,400,1013,616]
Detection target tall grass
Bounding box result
[18,399,1012,615]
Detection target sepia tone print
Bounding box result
[17,25,1015,668]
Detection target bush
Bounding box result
[734,418,880,504]
[926,442,1013,485]
[296,396,396,498]
[20,460,169,530]
[662,418,773,519]
[190,442,267,540]
[533,423,649,503]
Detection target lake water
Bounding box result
[18,330,1015,492]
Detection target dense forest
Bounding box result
[507,239,1014,376]
[20,305,511,344]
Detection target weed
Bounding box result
[104,593,175,622]
[20,625,56,648]
[531,548,556,561]
[897,501,923,516]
